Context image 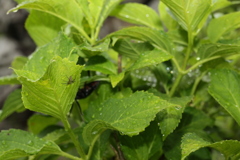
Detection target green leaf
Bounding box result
[0,89,24,122]
[112,38,153,60]
[111,3,162,30]
[161,0,212,34]
[11,56,28,70]
[128,48,173,71]
[149,89,192,140]
[85,91,176,138]
[0,129,64,160]
[0,75,20,85]
[8,0,90,42]
[88,0,122,30]
[181,133,212,160]
[120,121,163,160]
[207,11,240,42]
[19,57,83,120]
[79,38,111,57]
[198,43,240,60]
[181,132,240,160]
[163,107,212,160]
[158,2,178,30]
[14,33,78,81]
[211,0,235,12]
[25,10,65,46]
[28,114,59,135]
[109,72,125,88]
[108,27,174,54]
[208,69,240,125]
[84,55,117,75]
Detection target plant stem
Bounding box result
[169,29,194,97]
[190,71,206,95]
[86,131,104,160]
[62,117,87,159]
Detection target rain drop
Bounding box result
[27,140,34,146]
[92,131,98,135]
[146,14,149,17]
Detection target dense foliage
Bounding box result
[1,0,240,159]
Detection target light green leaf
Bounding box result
[108,26,174,54]
[112,38,153,60]
[120,121,163,160]
[28,114,59,135]
[181,132,240,160]
[211,0,235,11]
[128,48,173,71]
[8,0,90,42]
[0,129,64,160]
[84,55,117,75]
[161,0,212,34]
[11,56,28,70]
[88,0,122,30]
[87,91,175,137]
[111,3,162,30]
[0,89,24,122]
[14,33,78,81]
[158,2,178,31]
[19,57,83,120]
[0,75,20,85]
[198,43,240,60]
[109,72,125,88]
[208,11,240,42]
[25,10,65,46]
[208,69,240,125]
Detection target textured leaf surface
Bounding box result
[0,89,24,122]
[181,132,240,160]
[8,0,89,40]
[108,27,174,54]
[19,57,83,119]
[198,43,240,60]
[28,114,59,135]
[0,129,62,160]
[0,75,20,85]
[163,107,212,160]
[109,72,125,88]
[111,3,162,29]
[84,91,177,143]
[113,38,153,60]
[14,33,78,81]
[120,121,163,160]
[84,55,117,75]
[128,48,172,71]
[149,89,192,140]
[208,12,240,42]
[25,10,65,46]
[88,0,122,29]
[161,0,212,34]
[208,69,240,125]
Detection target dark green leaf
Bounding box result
[120,121,163,160]
[0,89,24,122]
[113,38,153,60]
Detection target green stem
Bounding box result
[169,73,183,97]
[62,117,87,159]
[190,71,206,96]
[59,151,83,160]
[86,131,104,160]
